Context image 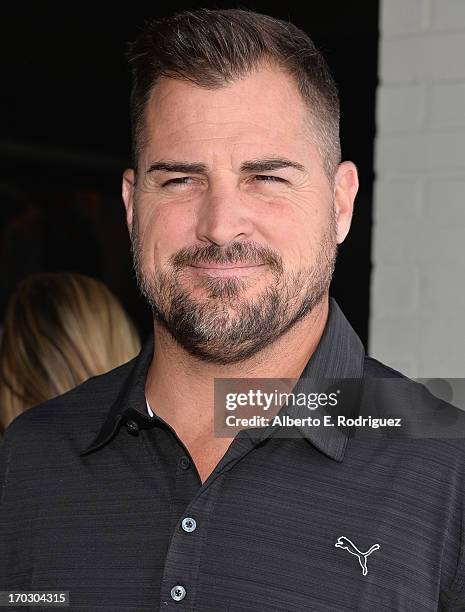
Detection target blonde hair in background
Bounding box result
[0,272,141,433]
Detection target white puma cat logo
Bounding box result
[335,536,380,576]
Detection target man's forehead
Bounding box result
[141,81,315,171]
[145,66,309,137]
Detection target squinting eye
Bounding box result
[254,175,286,183]
[161,177,195,187]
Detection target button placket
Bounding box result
[159,481,223,609]
[160,431,258,608]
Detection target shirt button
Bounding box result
[181,517,197,532]
[179,456,191,470]
[170,585,186,601]
[126,419,139,434]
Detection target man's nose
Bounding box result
[195,185,254,247]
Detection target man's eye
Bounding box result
[253,175,286,183]
[160,175,286,188]
[161,177,195,187]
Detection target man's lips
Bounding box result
[187,263,267,277]
[190,263,265,269]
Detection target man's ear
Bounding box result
[122,168,135,230]
[333,161,359,245]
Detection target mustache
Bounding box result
[170,242,283,272]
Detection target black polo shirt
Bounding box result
[1,298,464,611]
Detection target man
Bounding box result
[1,8,464,611]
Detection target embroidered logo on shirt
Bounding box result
[335,536,380,576]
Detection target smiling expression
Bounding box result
[122,62,358,364]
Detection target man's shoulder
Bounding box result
[363,355,407,379]
[2,356,137,447]
[362,354,465,461]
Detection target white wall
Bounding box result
[370,0,465,377]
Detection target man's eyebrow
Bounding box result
[146,158,306,175]
[239,158,306,173]
[146,161,208,174]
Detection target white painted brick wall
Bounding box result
[370,0,465,377]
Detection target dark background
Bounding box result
[0,2,379,345]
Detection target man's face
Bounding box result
[123,63,358,365]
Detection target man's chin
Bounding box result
[160,330,269,365]
[178,274,257,301]
[151,301,273,360]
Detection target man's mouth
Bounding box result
[190,263,265,269]
[188,263,266,276]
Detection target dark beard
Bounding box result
[130,212,337,365]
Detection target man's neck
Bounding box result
[145,295,329,442]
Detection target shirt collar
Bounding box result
[79,297,365,460]
[266,297,365,462]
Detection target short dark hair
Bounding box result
[126,8,341,181]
